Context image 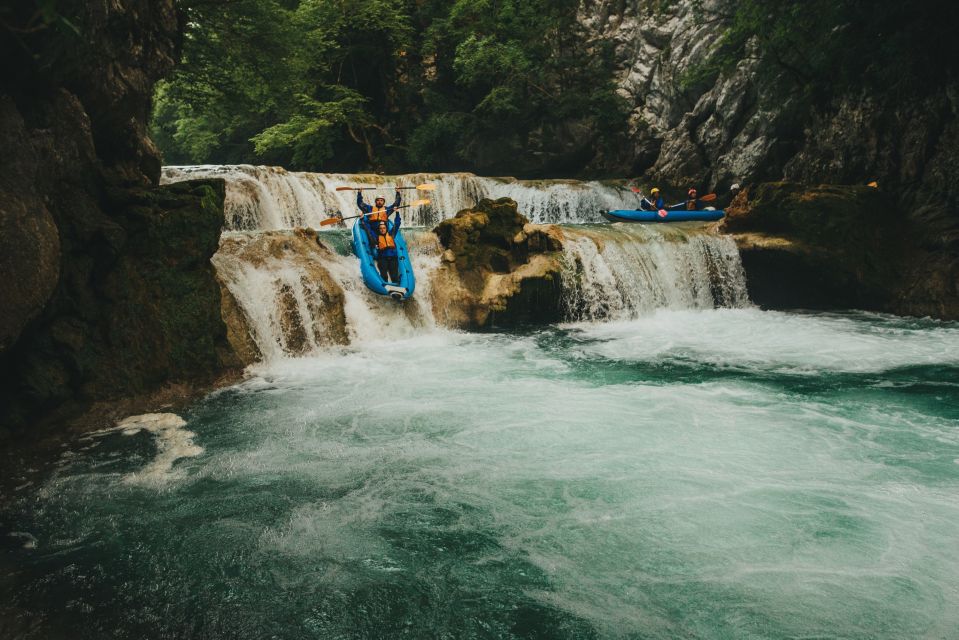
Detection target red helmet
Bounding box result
[688,188,697,196]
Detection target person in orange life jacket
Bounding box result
[361,213,402,283]
[685,188,699,210]
[639,187,666,211]
[357,190,401,223]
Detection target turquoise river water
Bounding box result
[2,309,959,639]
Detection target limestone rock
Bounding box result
[431,198,566,329]
[212,229,349,362]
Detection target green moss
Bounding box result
[0,179,234,431]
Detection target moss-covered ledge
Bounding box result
[721,182,959,318]
[0,179,241,437]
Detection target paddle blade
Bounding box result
[700,193,717,202]
[630,186,642,193]
[335,186,353,191]
[416,183,437,191]
[411,199,431,207]
[319,216,343,226]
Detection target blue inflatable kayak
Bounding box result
[351,220,416,301]
[602,209,724,223]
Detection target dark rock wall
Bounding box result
[0,1,235,436]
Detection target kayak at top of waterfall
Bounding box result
[602,209,725,223]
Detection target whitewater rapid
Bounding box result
[4,309,958,639]
[161,165,644,228]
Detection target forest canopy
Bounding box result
[150,0,959,177]
[150,0,629,177]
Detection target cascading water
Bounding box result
[560,225,749,321]
[163,165,748,361]
[6,169,958,640]
[161,165,644,228]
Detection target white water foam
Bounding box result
[88,413,203,485]
[560,225,749,320]
[565,308,959,374]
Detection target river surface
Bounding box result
[3,309,958,639]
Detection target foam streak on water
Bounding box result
[3,311,958,639]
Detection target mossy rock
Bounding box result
[431,198,566,329]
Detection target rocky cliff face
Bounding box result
[0,1,236,436]
[580,0,959,318]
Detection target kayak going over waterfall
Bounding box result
[352,214,415,301]
[321,183,436,301]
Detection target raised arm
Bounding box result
[387,190,402,213]
[359,215,376,246]
[389,212,402,235]
[356,192,371,213]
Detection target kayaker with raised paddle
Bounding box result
[357,190,401,223]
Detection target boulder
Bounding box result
[431,198,566,329]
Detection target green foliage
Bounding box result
[150,0,628,176]
[251,89,370,166]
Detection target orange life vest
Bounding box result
[376,231,396,251]
[368,206,388,222]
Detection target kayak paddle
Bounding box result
[319,199,431,226]
[335,183,435,192]
[629,189,716,202]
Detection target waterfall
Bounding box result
[212,229,441,361]
[163,165,750,362]
[161,165,641,227]
[560,225,750,321]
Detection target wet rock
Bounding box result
[0,180,238,432]
[0,100,61,350]
[212,229,349,362]
[0,1,243,434]
[723,182,958,318]
[431,198,566,329]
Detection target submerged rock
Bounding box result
[431,198,566,329]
